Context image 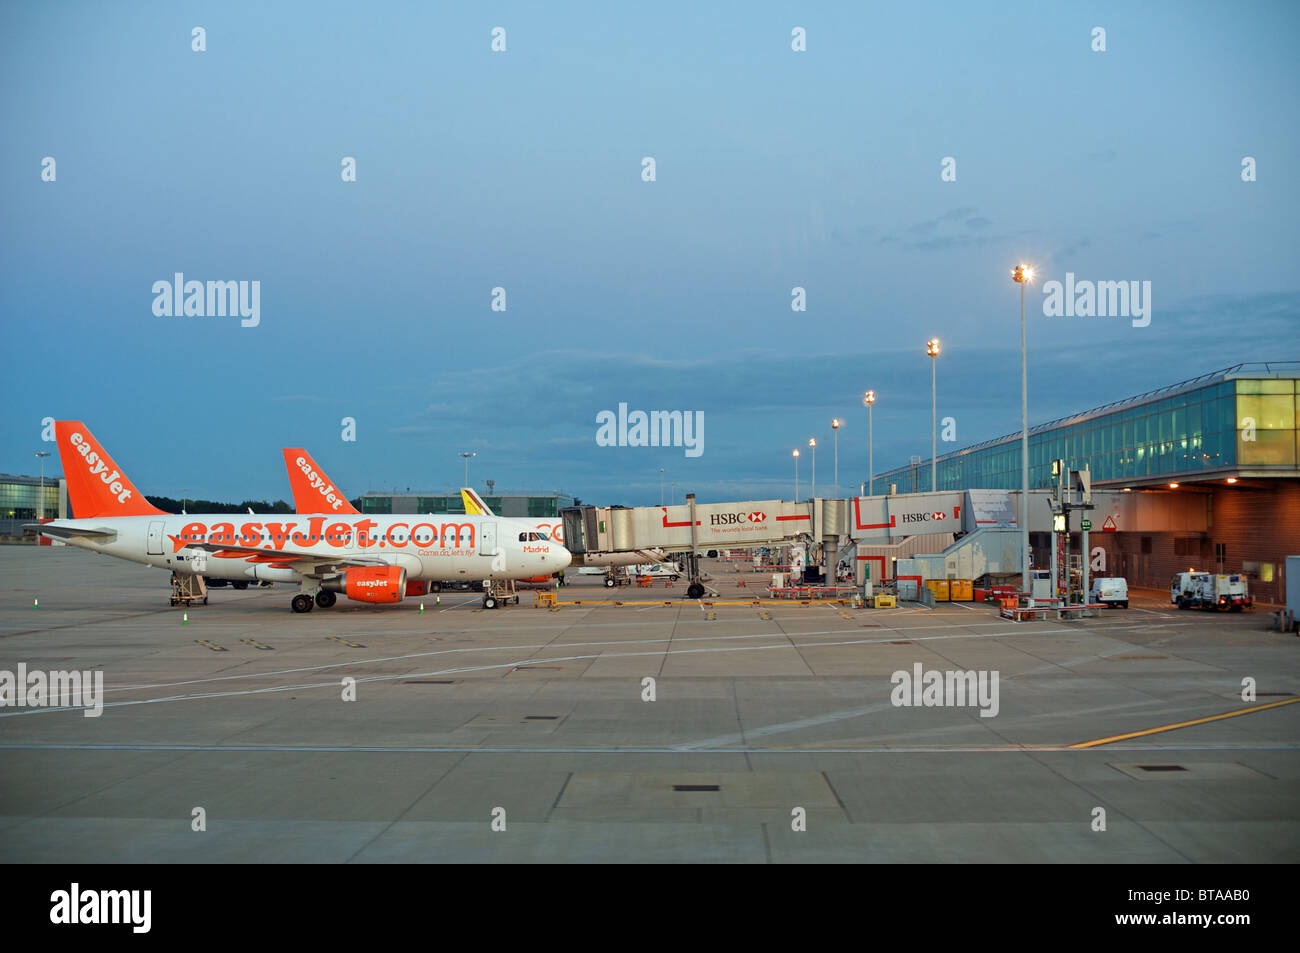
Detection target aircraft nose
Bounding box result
[554,545,573,569]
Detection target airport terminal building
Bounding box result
[0,473,65,540]
[874,363,1300,604]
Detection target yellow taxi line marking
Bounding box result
[1068,696,1300,749]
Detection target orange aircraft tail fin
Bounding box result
[53,421,166,518]
[282,449,359,514]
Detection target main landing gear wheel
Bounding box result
[686,582,705,600]
[315,589,336,609]
[483,596,498,609]
[291,594,314,613]
[429,582,442,593]
[232,581,248,590]
[605,577,616,588]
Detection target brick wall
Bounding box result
[1080,482,1299,605]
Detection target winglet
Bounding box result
[461,488,494,516]
[282,449,359,514]
[53,421,165,518]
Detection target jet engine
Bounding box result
[322,565,408,604]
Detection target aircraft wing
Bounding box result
[27,523,116,541]
[181,540,391,577]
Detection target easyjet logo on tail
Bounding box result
[54,421,164,519]
[282,449,358,515]
[71,433,132,503]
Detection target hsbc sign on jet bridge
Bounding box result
[849,490,1018,543]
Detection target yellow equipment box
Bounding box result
[925,580,950,601]
[873,594,896,608]
[949,580,973,601]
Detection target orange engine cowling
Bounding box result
[323,566,407,604]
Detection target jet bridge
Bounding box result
[562,494,842,597]
[563,485,1211,599]
[561,489,1024,597]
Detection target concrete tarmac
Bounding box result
[1,547,1296,863]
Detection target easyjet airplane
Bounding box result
[34,423,571,612]
[286,453,668,585]
[282,447,564,590]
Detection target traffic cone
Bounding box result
[435,594,441,606]
[183,612,189,625]
[33,597,38,608]
[420,602,425,614]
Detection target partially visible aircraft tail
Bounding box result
[53,421,166,519]
[282,449,359,514]
[461,488,494,516]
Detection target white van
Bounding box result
[1089,577,1128,608]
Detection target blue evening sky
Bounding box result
[3,1,1297,504]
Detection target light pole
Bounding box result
[831,419,840,498]
[34,452,50,520]
[659,468,665,506]
[458,451,476,486]
[926,338,941,492]
[863,390,875,495]
[808,439,817,498]
[792,449,800,500]
[1013,263,1035,581]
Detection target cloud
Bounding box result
[355,288,1299,504]
[1055,236,1091,258]
[882,207,1010,251]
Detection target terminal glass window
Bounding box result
[528,497,557,517]
[881,376,1300,491]
[0,481,60,520]
[1236,379,1298,467]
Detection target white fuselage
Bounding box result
[42,513,569,584]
